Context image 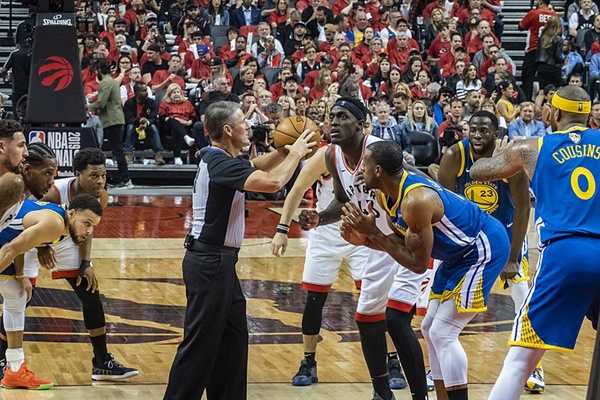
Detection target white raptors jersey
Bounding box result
[316,175,334,213]
[51,177,77,206]
[332,136,393,235]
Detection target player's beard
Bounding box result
[4,159,22,174]
[69,223,84,245]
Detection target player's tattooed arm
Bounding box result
[470,137,539,182]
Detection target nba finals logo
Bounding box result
[29,131,45,144]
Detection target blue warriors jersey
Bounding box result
[380,171,490,263]
[532,126,600,244]
[0,200,67,276]
[455,139,515,228]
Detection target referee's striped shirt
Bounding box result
[190,147,255,249]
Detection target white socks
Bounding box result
[174,157,183,165]
[184,135,195,147]
[6,348,24,372]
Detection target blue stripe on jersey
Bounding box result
[381,171,489,263]
[455,139,515,227]
[531,126,600,243]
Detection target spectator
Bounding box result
[538,84,557,126]
[296,44,321,82]
[203,0,230,26]
[584,14,600,55]
[231,0,261,28]
[123,82,165,165]
[456,63,483,100]
[480,98,508,136]
[141,44,169,84]
[278,95,297,117]
[398,99,439,138]
[424,8,446,48]
[427,22,452,65]
[369,57,392,93]
[295,93,309,116]
[309,68,332,102]
[433,86,455,125]
[568,72,584,86]
[88,58,131,187]
[190,44,214,82]
[346,11,369,48]
[120,65,153,104]
[462,89,482,120]
[507,102,546,139]
[391,92,410,124]
[536,16,565,90]
[402,57,423,85]
[569,0,595,38]
[314,99,331,124]
[150,54,186,100]
[561,39,585,83]
[496,80,520,123]
[224,36,251,68]
[257,36,284,69]
[270,0,290,29]
[232,66,256,96]
[372,102,414,163]
[439,99,464,134]
[285,21,309,56]
[276,10,302,49]
[380,66,402,97]
[166,0,188,34]
[241,92,269,126]
[265,103,285,126]
[588,101,600,128]
[2,36,32,111]
[159,84,197,165]
[252,22,285,58]
[444,60,466,91]
[411,70,431,100]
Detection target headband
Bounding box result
[551,92,591,114]
[333,99,366,121]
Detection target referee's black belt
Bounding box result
[185,236,240,254]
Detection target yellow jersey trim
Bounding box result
[457,141,465,178]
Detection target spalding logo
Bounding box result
[38,56,73,91]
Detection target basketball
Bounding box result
[273,116,321,159]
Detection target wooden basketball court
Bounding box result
[5,195,594,399]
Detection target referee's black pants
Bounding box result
[164,243,248,400]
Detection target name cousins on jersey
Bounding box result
[552,143,600,164]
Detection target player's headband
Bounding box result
[333,99,366,121]
[551,92,591,114]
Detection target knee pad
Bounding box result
[2,301,26,332]
[80,292,106,330]
[385,307,414,331]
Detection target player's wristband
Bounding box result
[276,224,289,235]
[79,260,92,277]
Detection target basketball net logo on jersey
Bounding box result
[463,181,500,214]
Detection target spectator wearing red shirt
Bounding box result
[123,0,146,26]
[427,23,452,65]
[158,84,196,165]
[423,0,447,20]
[270,0,289,28]
[354,26,377,62]
[151,54,186,95]
[190,44,215,82]
[440,33,471,78]
[518,0,557,99]
[332,0,351,16]
[362,37,386,77]
[410,70,431,100]
[308,68,332,102]
[465,20,499,57]
[224,35,251,68]
[387,32,418,73]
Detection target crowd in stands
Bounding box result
[3,0,600,171]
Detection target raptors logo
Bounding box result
[38,56,74,91]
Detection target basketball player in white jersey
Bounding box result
[0,120,29,232]
[299,98,429,400]
[25,147,138,381]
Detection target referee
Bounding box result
[164,101,317,400]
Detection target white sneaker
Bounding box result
[524,366,545,393]
[184,135,195,147]
[426,370,435,392]
[105,159,115,167]
[142,158,150,165]
[174,157,183,165]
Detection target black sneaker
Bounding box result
[388,358,407,390]
[92,353,138,381]
[291,358,318,386]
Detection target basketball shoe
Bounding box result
[0,359,6,380]
[387,358,408,390]
[1,363,53,389]
[372,391,397,400]
[426,369,435,391]
[92,353,138,381]
[291,358,318,386]
[524,366,545,393]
